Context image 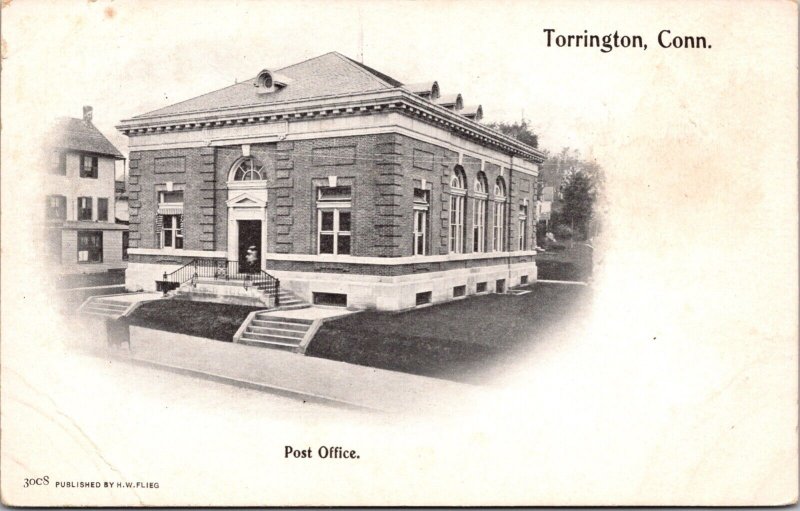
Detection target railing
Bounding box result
[253,270,280,307]
[156,258,280,305]
[156,259,197,294]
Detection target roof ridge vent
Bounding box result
[255,69,290,94]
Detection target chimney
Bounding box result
[83,105,93,123]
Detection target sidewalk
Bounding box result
[124,326,484,413]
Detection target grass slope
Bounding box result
[125,299,265,342]
[306,283,589,382]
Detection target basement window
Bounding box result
[520,275,529,285]
[453,285,466,298]
[415,291,432,306]
[496,279,506,293]
[313,292,347,307]
[476,282,487,293]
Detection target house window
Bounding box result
[476,281,488,293]
[98,198,109,222]
[50,151,66,175]
[453,285,466,297]
[518,204,528,250]
[77,230,103,263]
[473,172,488,252]
[449,166,467,253]
[46,195,66,220]
[77,197,93,221]
[317,186,352,255]
[493,177,507,251]
[413,188,429,255]
[231,157,265,181]
[80,155,98,178]
[161,215,183,249]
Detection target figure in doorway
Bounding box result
[244,245,259,273]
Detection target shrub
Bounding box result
[554,224,574,240]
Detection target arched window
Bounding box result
[473,172,488,252]
[494,176,507,199]
[449,166,467,253]
[493,177,507,251]
[474,172,487,194]
[230,157,265,181]
[450,169,466,190]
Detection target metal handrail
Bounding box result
[158,258,280,305]
[253,269,280,307]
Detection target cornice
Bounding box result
[117,89,545,164]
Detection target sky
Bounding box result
[1,0,654,165]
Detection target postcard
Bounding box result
[1,0,797,506]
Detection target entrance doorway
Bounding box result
[237,220,262,274]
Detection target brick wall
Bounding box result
[129,132,537,260]
[128,147,216,251]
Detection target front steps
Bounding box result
[237,313,314,352]
[78,296,133,319]
[175,278,310,310]
[275,288,309,310]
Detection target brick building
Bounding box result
[118,52,544,310]
[46,107,128,277]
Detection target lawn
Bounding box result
[306,282,590,383]
[124,299,265,342]
[535,242,594,281]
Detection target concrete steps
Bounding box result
[78,297,131,319]
[237,314,314,352]
[273,288,310,311]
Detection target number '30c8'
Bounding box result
[24,476,49,488]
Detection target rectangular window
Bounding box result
[317,186,352,255]
[159,190,184,204]
[50,151,66,175]
[496,279,506,293]
[520,275,529,285]
[312,292,348,307]
[473,199,487,252]
[98,198,109,222]
[77,197,93,221]
[453,285,466,298]
[46,195,67,220]
[122,231,129,261]
[476,282,488,293]
[415,291,432,306]
[449,194,465,253]
[161,214,183,249]
[493,201,506,251]
[80,155,98,178]
[77,230,103,263]
[413,188,429,256]
[518,204,528,250]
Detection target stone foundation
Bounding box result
[271,260,537,311]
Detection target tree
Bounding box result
[560,171,595,240]
[485,119,539,149]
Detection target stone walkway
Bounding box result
[262,306,355,321]
[126,325,484,414]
